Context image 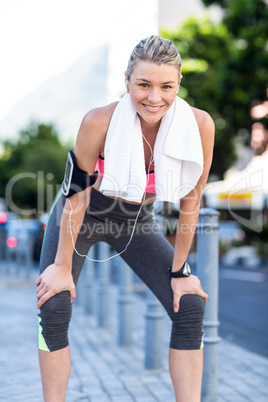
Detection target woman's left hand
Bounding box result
[171,275,208,313]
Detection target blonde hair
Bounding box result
[126,35,182,80]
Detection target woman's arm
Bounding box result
[171,108,215,312]
[53,106,113,268]
[36,104,117,308]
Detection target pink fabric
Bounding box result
[145,170,156,194]
[96,157,155,194]
[96,157,105,177]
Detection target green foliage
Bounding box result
[0,122,70,215]
[161,0,268,178]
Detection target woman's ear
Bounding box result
[177,74,183,93]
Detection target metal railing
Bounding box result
[197,208,220,401]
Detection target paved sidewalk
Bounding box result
[0,272,268,402]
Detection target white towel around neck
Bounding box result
[99,94,204,203]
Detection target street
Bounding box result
[134,258,268,359]
[219,263,268,358]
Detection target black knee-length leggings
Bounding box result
[38,187,205,352]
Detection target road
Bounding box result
[218,263,268,358]
[133,259,268,359]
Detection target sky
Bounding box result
[0,0,219,124]
[0,0,140,121]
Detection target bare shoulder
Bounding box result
[191,106,215,142]
[74,102,118,173]
[81,102,119,134]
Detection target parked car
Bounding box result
[221,245,262,267]
[219,221,246,245]
[0,211,19,260]
[5,219,42,262]
[0,211,19,224]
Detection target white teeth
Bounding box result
[145,105,161,110]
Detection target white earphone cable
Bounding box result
[67,134,154,262]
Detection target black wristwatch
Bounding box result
[168,261,191,278]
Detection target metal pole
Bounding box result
[196,208,220,402]
[96,242,110,328]
[75,266,83,305]
[25,234,34,279]
[15,231,33,279]
[144,289,164,369]
[117,257,133,346]
[143,212,166,369]
[0,227,7,264]
[6,244,13,275]
[83,247,95,315]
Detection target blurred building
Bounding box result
[205,102,268,231]
[205,150,268,211]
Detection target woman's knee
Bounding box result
[170,294,206,350]
[181,293,206,315]
[38,291,72,352]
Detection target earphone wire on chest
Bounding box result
[67,134,154,262]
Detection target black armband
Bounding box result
[62,150,98,198]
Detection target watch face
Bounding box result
[62,152,74,196]
[183,262,191,276]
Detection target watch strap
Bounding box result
[168,262,191,278]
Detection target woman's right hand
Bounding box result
[36,263,76,309]
[171,274,208,313]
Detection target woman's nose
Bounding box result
[147,88,161,104]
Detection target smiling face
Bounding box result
[126,60,180,130]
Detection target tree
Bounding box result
[161,0,268,178]
[0,122,71,216]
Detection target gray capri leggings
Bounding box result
[38,187,205,352]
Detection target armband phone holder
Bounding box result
[62,150,98,198]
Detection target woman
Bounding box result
[36,35,214,402]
